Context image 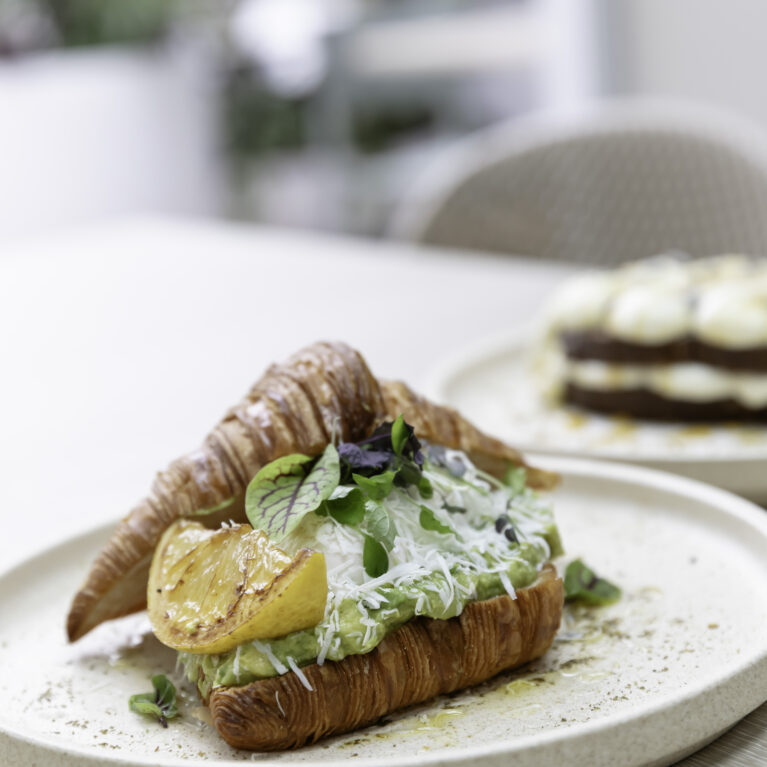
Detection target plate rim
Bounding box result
[2,456,766,767]
[423,327,767,466]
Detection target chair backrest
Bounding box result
[389,101,767,265]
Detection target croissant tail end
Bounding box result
[67,555,152,642]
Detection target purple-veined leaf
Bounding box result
[245,444,340,542]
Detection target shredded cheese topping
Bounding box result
[180,448,560,694]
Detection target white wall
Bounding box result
[605,0,767,129]
[0,44,222,243]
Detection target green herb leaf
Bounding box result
[395,458,422,489]
[245,444,340,542]
[419,506,452,534]
[324,488,366,526]
[353,470,396,501]
[391,414,408,456]
[419,505,462,540]
[363,500,397,550]
[417,475,433,499]
[362,534,389,578]
[129,675,179,728]
[187,496,236,517]
[564,559,621,606]
[503,465,527,494]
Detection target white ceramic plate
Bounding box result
[426,331,767,502]
[2,458,766,767]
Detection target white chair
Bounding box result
[389,100,767,265]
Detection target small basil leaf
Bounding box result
[564,559,621,606]
[245,445,340,542]
[443,501,465,514]
[129,675,179,728]
[326,488,366,526]
[419,506,452,535]
[503,466,527,494]
[360,419,423,466]
[129,695,165,722]
[391,414,408,456]
[152,674,177,711]
[417,475,433,499]
[363,534,389,578]
[328,485,356,500]
[353,470,396,501]
[363,501,397,550]
[419,505,462,541]
[187,496,236,517]
[395,459,422,488]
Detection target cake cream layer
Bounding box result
[565,359,767,409]
[546,254,767,349]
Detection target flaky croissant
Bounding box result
[67,341,556,642]
[209,564,563,750]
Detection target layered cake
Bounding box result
[541,254,767,421]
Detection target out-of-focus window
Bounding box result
[0,0,599,241]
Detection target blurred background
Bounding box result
[1,0,767,244]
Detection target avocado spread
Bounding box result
[180,446,561,699]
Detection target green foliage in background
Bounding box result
[352,105,434,153]
[41,0,171,48]
[224,66,308,156]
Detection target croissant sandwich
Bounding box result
[67,341,564,750]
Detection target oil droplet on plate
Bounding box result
[414,709,465,731]
[188,707,214,727]
[508,703,543,718]
[504,679,541,696]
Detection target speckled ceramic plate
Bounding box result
[1,458,766,767]
[426,331,767,501]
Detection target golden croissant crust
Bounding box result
[67,341,556,642]
[208,564,563,750]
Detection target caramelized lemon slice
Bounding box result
[147,520,327,654]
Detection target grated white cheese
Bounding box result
[317,626,333,667]
[252,639,288,675]
[240,448,557,672]
[274,690,286,717]
[286,656,313,691]
[233,644,242,683]
[499,569,517,600]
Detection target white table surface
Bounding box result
[1,216,764,765]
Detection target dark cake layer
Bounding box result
[564,383,767,422]
[561,331,767,372]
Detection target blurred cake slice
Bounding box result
[541,254,767,421]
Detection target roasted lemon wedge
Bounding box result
[147,519,327,654]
